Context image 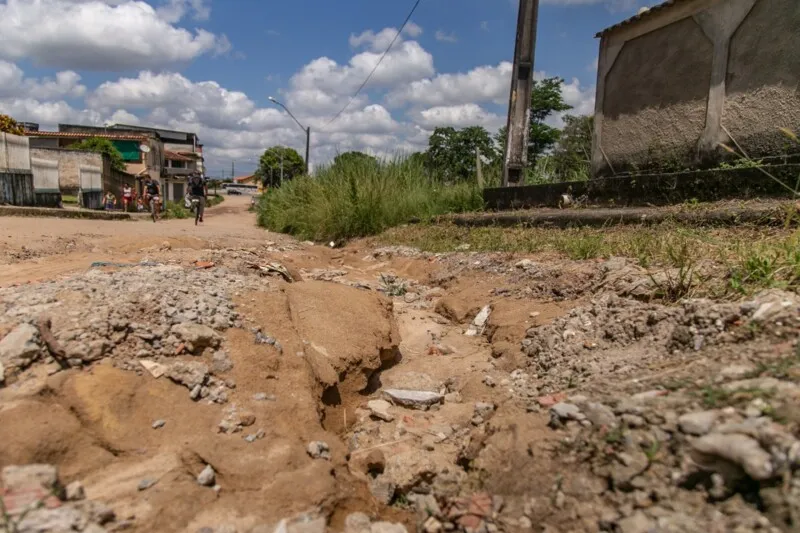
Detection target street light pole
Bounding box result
[268,96,311,175]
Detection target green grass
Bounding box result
[376,223,800,295]
[256,156,483,241]
[61,195,78,204]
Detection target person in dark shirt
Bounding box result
[188,174,208,222]
[144,178,161,218]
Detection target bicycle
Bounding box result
[149,196,161,222]
[190,196,201,225]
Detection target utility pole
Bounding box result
[305,127,311,176]
[231,161,235,180]
[476,147,484,188]
[502,0,540,186]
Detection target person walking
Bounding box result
[188,173,208,223]
[121,184,133,212]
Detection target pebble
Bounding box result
[65,480,85,501]
[678,410,718,436]
[138,478,157,491]
[152,419,166,429]
[197,465,216,486]
[367,399,395,422]
[691,433,774,480]
[382,389,443,409]
[253,392,277,402]
[307,441,331,460]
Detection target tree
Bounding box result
[426,126,495,181]
[0,114,24,135]
[332,151,378,169]
[69,137,127,172]
[493,77,573,167]
[551,115,594,180]
[257,146,305,187]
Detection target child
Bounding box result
[136,197,145,212]
[104,191,116,211]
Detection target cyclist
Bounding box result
[144,178,161,220]
[188,173,208,223]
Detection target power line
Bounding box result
[320,0,423,132]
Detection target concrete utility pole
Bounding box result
[476,147,484,188]
[502,0,540,187]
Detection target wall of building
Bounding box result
[592,0,800,176]
[30,147,103,192]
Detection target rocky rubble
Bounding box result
[0,264,265,385]
[0,464,117,533]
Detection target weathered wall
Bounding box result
[601,17,712,171]
[723,0,800,155]
[30,148,103,192]
[0,133,32,172]
[593,0,800,176]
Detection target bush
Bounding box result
[257,156,483,241]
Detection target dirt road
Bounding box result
[1,199,799,533]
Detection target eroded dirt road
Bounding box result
[1,197,799,533]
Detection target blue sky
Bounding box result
[0,0,658,176]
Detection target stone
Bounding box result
[0,359,4,382]
[549,403,585,425]
[474,402,496,419]
[345,512,372,533]
[0,323,41,369]
[253,392,276,402]
[367,399,394,422]
[307,441,331,460]
[139,359,168,378]
[167,361,209,390]
[138,478,157,491]
[369,479,396,505]
[2,464,59,492]
[238,413,256,427]
[170,323,220,354]
[152,419,166,429]
[211,351,233,374]
[65,481,85,501]
[691,433,774,480]
[197,465,216,486]
[403,292,420,303]
[515,259,536,269]
[617,511,654,533]
[15,507,84,532]
[580,402,618,429]
[678,410,718,436]
[383,389,443,409]
[465,305,492,336]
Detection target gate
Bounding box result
[79,165,103,210]
[31,157,61,207]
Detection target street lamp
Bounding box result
[268,96,310,175]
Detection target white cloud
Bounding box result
[0,60,86,100]
[435,30,458,43]
[349,22,423,52]
[387,62,512,107]
[89,71,257,130]
[0,0,229,71]
[413,104,504,131]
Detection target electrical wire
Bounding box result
[320,0,423,132]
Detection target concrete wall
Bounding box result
[592,0,800,176]
[30,147,103,192]
[0,133,32,172]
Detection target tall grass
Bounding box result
[257,156,483,241]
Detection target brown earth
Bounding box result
[1,195,799,533]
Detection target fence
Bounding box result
[0,172,35,206]
[79,165,103,209]
[0,133,31,173]
[31,157,61,207]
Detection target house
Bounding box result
[24,124,161,194]
[22,124,139,198]
[109,124,204,202]
[234,174,258,185]
[591,0,800,177]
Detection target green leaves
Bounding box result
[69,137,127,172]
[256,146,305,187]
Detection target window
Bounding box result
[168,159,187,169]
